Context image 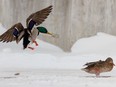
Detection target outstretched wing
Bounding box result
[26,5,52,28]
[0,23,24,43]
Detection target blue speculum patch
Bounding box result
[28,20,36,30]
[13,29,19,37]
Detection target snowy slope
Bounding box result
[72,32,116,55]
[1,24,116,87]
[0,23,116,70]
[0,25,116,87]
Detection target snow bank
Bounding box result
[0,23,116,71]
[72,32,116,55]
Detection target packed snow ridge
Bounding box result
[0,23,116,71]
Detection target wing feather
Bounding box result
[26,5,52,27]
[0,23,24,43]
[84,60,104,66]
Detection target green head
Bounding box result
[37,27,48,33]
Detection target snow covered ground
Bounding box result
[0,23,116,87]
[0,69,116,87]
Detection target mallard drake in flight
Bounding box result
[0,5,54,50]
[81,57,115,76]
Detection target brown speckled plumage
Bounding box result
[0,23,24,42]
[82,57,115,76]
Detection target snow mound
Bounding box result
[72,32,116,55]
[0,23,116,71]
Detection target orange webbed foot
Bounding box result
[33,41,38,46]
[28,47,35,50]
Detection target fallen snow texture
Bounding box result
[0,70,116,87]
[0,24,116,87]
[72,32,116,55]
[0,31,116,70]
[0,23,116,71]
